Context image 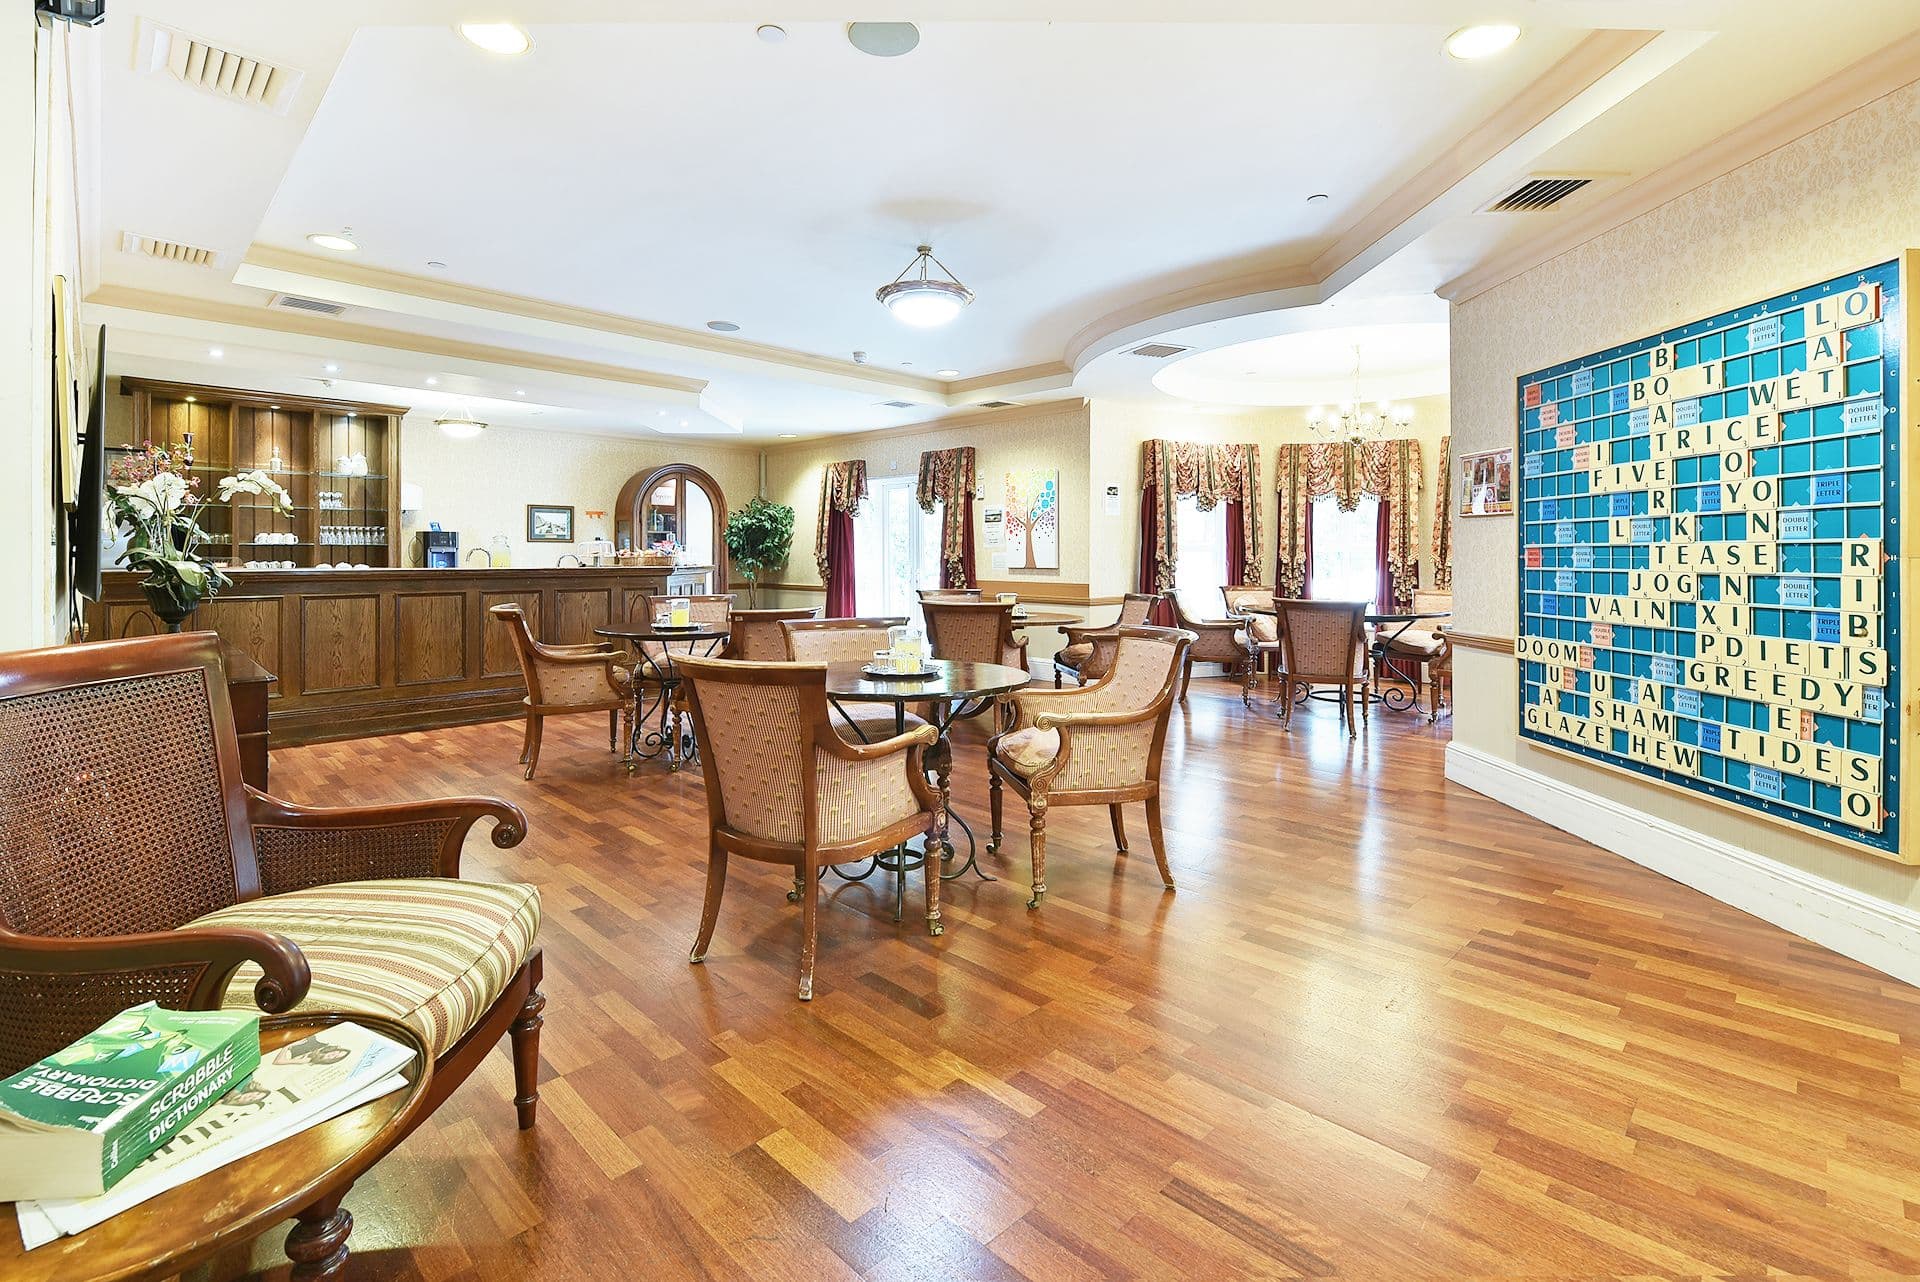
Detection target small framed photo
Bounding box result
[526,504,575,542]
[1458,448,1514,517]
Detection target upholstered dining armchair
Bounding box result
[724,607,819,660]
[920,599,1029,676]
[674,655,943,1000]
[630,593,735,663]
[0,633,543,1267]
[987,626,1194,909]
[1054,591,1161,687]
[1272,598,1371,737]
[780,616,930,743]
[1170,593,1251,699]
[1383,589,1453,721]
[1222,586,1280,707]
[490,603,629,779]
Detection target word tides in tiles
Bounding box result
[1515,260,1904,857]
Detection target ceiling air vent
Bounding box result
[269,293,348,318]
[1127,343,1190,359]
[1485,175,1595,213]
[136,20,306,115]
[975,400,1017,409]
[878,400,917,409]
[120,232,219,267]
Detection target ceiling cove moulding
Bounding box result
[1438,28,1920,304]
[1062,27,1706,378]
[85,286,708,405]
[762,398,1089,453]
[232,248,951,402]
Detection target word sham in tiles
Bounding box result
[1514,263,1902,856]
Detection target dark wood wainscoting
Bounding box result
[84,565,710,745]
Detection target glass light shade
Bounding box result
[435,415,486,439]
[877,281,971,327]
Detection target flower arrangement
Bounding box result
[108,441,294,629]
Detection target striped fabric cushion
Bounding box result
[181,879,540,1058]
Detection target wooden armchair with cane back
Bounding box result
[987,626,1194,909]
[674,655,943,1000]
[1272,598,1371,737]
[1222,586,1280,706]
[1053,591,1161,687]
[0,633,544,1269]
[489,602,629,779]
[724,607,819,660]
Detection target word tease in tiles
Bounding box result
[1516,259,1908,859]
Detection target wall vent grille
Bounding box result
[137,20,305,115]
[976,400,1017,408]
[1485,176,1595,213]
[269,293,348,317]
[878,400,917,409]
[1127,343,1190,359]
[120,232,219,267]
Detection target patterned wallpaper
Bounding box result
[1448,78,1920,905]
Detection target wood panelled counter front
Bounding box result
[83,565,712,745]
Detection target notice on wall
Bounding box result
[1515,259,1906,859]
[982,506,1004,548]
[1104,484,1121,517]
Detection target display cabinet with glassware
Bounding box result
[111,377,405,569]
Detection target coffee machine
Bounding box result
[415,529,459,568]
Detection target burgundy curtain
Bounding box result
[825,509,857,617]
[942,494,976,589]
[1373,501,1393,614]
[1299,500,1316,599]
[1225,499,1246,588]
[1138,485,1175,624]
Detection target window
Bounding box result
[1173,495,1227,617]
[1309,495,1381,606]
[854,476,941,618]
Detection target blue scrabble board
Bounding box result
[1515,261,1902,856]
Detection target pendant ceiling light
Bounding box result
[435,410,487,439]
[876,244,974,327]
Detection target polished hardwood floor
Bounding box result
[196,674,1920,1279]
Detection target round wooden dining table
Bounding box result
[822,659,1030,918]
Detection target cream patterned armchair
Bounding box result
[780,616,931,742]
[1383,589,1453,721]
[1222,586,1280,707]
[674,655,943,1000]
[489,603,630,779]
[920,599,1029,673]
[1170,592,1250,699]
[630,593,735,665]
[725,607,819,661]
[987,626,1194,909]
[1054,591,1160,687]
[1272,599,1370,738]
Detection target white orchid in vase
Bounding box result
[108,442,295,629]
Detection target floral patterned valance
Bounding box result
[1432,435,1453,590]
[1274,439,1424,606]
[1142,440,1262,593]
[915,446,976,587]
[814,460,868,582]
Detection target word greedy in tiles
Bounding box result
[1515,259,1908,858]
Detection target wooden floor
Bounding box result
[198,675,1920,1280]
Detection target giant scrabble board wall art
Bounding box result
[1516,257,1914,861]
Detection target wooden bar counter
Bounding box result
[84,564,712,746]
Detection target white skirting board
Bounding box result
[1445,742,1920,989]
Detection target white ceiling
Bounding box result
[1154,323,1449,408]
[70,1,1920,440]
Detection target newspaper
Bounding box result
[15,1021,415,1248]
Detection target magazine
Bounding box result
[15,1021,415,1249]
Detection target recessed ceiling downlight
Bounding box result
[847,22,919,57]
[1445,24,1520,59]
[706,320,741,332]
[936,369,960,379]
[306,232,357,253]
[756,24,787,44]
[459,22,532,55]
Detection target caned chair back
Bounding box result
[921,601,1023,668]
[726,607,818,661]
[782,617,908,664]
[1274,599,1367,682]
[1115,593,1159,628]
[676,659,824,845]
[634,593,733,626]
[0,633,252,940]
[489,603,616,708]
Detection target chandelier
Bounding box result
[1307,347,1412,443]
[875,244,974,327]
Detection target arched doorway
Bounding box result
[614,463,730,592]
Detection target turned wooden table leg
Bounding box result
[286,1194,352,1282]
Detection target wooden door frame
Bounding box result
[615,463,730,588]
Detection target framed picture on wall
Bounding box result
[1002,468,1059,569]
[1457,447,1514,517]
[526,504,575,542]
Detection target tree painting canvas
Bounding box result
[1002,468,1059,570]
